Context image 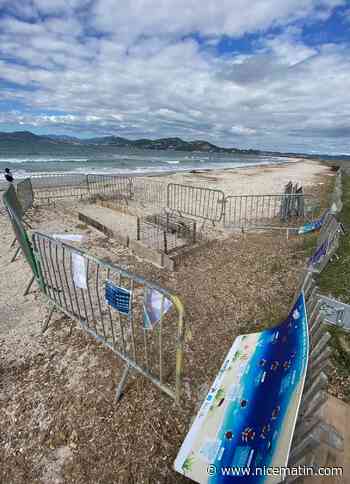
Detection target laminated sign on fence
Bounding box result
[143,287,173,330]
[298,209,329,235]
[105,280,132,316]
[174,293,308,483]
[308,213,344,273]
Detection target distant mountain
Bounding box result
[46,134,82,143]
[0,130,260,154]
[1,130,349,161]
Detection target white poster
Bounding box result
[143,288,172,330]
[72,253,87,289]
[53,233,85,243]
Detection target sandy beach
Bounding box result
[0,159,339,483]
[149,158,330,195]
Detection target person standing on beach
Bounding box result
[4,168,14,183]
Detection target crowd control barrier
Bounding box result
[2,184,186,404]
[87,174,134,201]
[167,183,225,223]
[223,193,318,230]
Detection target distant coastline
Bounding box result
[1,130,350,160]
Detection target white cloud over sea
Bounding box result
[0,0,349,153]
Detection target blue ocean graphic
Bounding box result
[208,294,308,483]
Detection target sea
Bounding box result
[0,148,296,181]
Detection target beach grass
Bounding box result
[317,173,350,400]
[318,173,350,302]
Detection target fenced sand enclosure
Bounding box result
[1,160,346,483]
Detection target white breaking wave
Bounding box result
[0,157,90,163]
[3,157,298,180]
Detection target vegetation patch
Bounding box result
[317,173,350,401]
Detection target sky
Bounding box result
[0,0,349,154]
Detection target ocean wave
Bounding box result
[0,157,90,163]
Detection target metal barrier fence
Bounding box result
[0,195,6,216]
[32,232,185,403]
[3,184,40,279]
[137,211,197,254]
[330,168,343,213]
[167,183,225,222]
[32,174,89,204]
[87,174,134,201]
[308,213,344,273]
[134,177,167,209]
[224,193,317,229]
[31,174,167,209]
[3,183,186,404]
[286,274,342,476]
[16,178,34,213]
[31,173,88,188]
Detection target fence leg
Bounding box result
[22,219,32,230]
[23,275,35,296]
[42,305,55,333]
[10,237,16,248]
[116,363,131,402]
[137,217,140,241]
[10,246,21,263]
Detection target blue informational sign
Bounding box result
[298,210,329,235]
[105,280,131,316]
[143,288,172,330]
[174,293,309,483]
[308,239,328,269]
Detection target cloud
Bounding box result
[0,0,349,153]
[91,0,345,41]
[231,126,257,135]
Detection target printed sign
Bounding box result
[72,253,87,289]
[174,293,308,483]
[53,233,85,243]
[143,288,172,329]
[298,210,329,235]
[319,295,350,332]
[307,239,328,269]
[105,280,131,316]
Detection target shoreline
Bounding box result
[0,156,318,191]
[0,158,330,195]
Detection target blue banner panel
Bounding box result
[174,293,308,483]
[298,210,328,235]
[308,239,328,269]
[105,280,131,316]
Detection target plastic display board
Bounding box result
[143,287,172,330]
[298,210,329,235]
[174,293,308,483]
[105,280,131,316]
